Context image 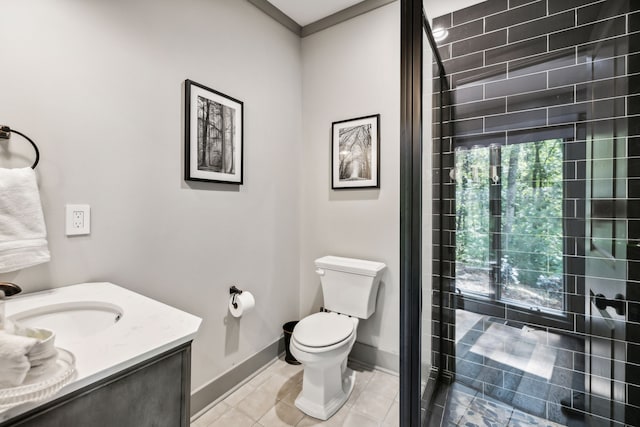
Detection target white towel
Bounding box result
[0,167,50,273]
[3,319,58,377]
[0,331,37,387]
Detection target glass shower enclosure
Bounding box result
[401,0,640,426]
[399,0,448,425]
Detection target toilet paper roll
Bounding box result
[229,291,255,317]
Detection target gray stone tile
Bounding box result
[225,382,258,407]
[208,407,255,427]
[341,410,380,427]
[382,401,399,427]
[258,401,305,427]
[365,371,399,400]
[191,401,231,426]
[344,371,371,408]
[279,380,303,407]
[508,409,567,427]
[467,396,513,423]
[238,386,279,421]
[351,387,395,421]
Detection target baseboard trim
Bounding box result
[190,337,285,417]
[349,341,399,374]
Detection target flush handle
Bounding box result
[315,268,325,276]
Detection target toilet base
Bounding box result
[294,367,355,420]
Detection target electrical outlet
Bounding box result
[73,211,84,229]
[66,204,90,236]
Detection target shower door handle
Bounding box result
[592,292,625,316]
[490,166,499,184]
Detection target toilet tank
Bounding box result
[315,256,386,319]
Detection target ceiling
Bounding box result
[267,0,366,26]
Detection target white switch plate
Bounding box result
[65,204,91,236]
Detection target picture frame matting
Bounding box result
[331,114,380,189]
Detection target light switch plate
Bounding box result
[66,204,91,236]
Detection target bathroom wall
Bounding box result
[425,0,487,21]
[0,0,302,392]
[299,2,400,365]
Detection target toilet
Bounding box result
[290,255,386,420]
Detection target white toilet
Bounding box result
[290,255,386,420]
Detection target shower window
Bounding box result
[455,139,565,314]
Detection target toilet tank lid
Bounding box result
[315,256,386,277]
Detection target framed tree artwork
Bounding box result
[185,79,243,184]
[331,114,380,189]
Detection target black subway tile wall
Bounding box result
[451,0,508,25]
[485,35,547,65]
[508,11,575,43]
[507,47,576,78]
[484,0,546,31]
[549,17,626,50]
[430,0,639,425]
[452,29,507,57]
[507,87,574,112]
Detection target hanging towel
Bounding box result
[0,167,50,273]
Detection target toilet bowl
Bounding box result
[290,256,386,421]
[290,312,359,420]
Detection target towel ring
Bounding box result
[0,126,40,169]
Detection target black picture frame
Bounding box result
[331,114,380,189]
[184,79,243,184]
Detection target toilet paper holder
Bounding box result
[229,285,243,309]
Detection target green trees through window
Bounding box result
[455,139,564,311]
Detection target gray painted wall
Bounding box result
[0,0,409,399]
[299,2,400,359]
[0,0,302,391]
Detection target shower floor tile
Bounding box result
[191,357,399,427]
[432,383,568,427]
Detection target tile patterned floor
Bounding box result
[430,382,567,427]
[455,310,584,425]
[191,357,399,427]
[193,356,568,426]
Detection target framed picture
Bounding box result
[331,114,380,189]
[185,79,243,184]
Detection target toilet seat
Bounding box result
[292,312,354,348]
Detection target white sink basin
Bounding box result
[0,282,201,423]
[9,301,123,344]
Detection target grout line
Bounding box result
[446,46,630,85]
[443,7,628,56]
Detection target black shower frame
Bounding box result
[400,0,446,425]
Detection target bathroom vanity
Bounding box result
[0,283,202,427]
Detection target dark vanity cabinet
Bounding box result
[1,343,192,427]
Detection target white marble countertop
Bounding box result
[0,282,202,422]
